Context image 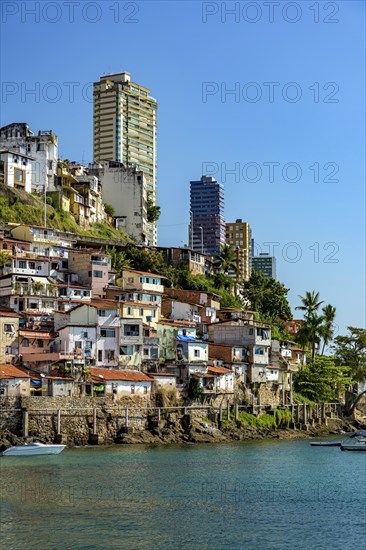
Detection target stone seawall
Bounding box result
[19,396,152,445]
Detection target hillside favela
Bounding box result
[0,71,365,449]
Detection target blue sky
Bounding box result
[1,0,365,334]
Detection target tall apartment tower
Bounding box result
[226,220,252,282]
[93,72,158,245]
[189,176,225,256]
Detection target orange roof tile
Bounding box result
[0,365,31,379]
[91,368,152,382]
[208,365,233,375]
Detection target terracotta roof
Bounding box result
[91,368,152,382]
[192,372,216,378]
[0,365,31,379]
[290,347,305,352]
[158,320,196,327]
[149,372,178,377]
[0,306,22,318]
[208,365,233,375]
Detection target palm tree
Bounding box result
[297,313,325,361]
[295,291,324,321]
[321,304,337,354]
[215,244,239,275]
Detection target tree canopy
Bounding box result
[293,356,352,402]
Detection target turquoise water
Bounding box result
[0,439,365,549]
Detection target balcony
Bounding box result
[0,283,58,298]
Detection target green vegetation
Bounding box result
[332,327,366,414]
[0,185,132,242]
[188,378,203,399]
[293,356,352,402]
[103,203,115,218]
[146,199,161,223]
[292,392,316,408]
[294,291,337,360]
[222,408,292,430]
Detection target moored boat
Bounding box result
[2,442,66,457]
[340,441,366,452]
[310,441,342,447]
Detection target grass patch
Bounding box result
[0,185,133,242]
[293,392,316,409]
[222,408,292,430]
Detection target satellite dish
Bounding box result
[98,374,104,379]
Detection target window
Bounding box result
[249,328,254,335]
[120,345,134,356]
[29,302,38,309]
[131,384,135,394]
[124,325,139,337]
[98,350,103,362]
[194,349,200,358]
[93,270,103,278]
[28,262,35,270]
[19,261,26,269]
[82,331,88,338]
[4,324,14,333]
[100,328,115,338]
[22,338,29,347]
[5,346,12,355]
[151,310,156,318]
[139,308,143,316]
[36,339,44,348]
[75,341,83,350]
[143,348,149,356]
[14,169,25,183]
[254,346,264,355]
[127,307,132,315]
[144,386,148,394]
[98,309,108,317]
[128,277,134,283]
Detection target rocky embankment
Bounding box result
[117,416,362,446]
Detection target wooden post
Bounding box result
[289,373,293,405]
[227,401,230,421]
[157,408,161,422]
[22,409,29,437]
[57,409,61,435]
[125,407,129,429]
[93,408,97,433]
[219,404,223,422]
[234,402,238,422]
[303,403,307,424]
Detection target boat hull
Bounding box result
[2,444,66,457]
[310,442,342,447]
[340,444,366,452]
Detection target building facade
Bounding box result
[93,72,158,245]
[0,123,58,193]
[189,176,225,256]
[252,253,277,279]
[226,219,252,282]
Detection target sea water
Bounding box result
[0,439,365,549]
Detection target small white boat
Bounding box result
[2,442,66,457]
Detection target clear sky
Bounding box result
[1,0,365,335]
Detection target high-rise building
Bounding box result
[225,219,252,282]
[189,176,225,256]
[252,253,277,279]
[93,72,157,245]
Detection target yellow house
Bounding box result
[118,300,160,328]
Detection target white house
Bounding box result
[90,368,152,398]
[0,148,33,193]
[0,364,31,396]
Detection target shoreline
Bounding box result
[1,415,364,450]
